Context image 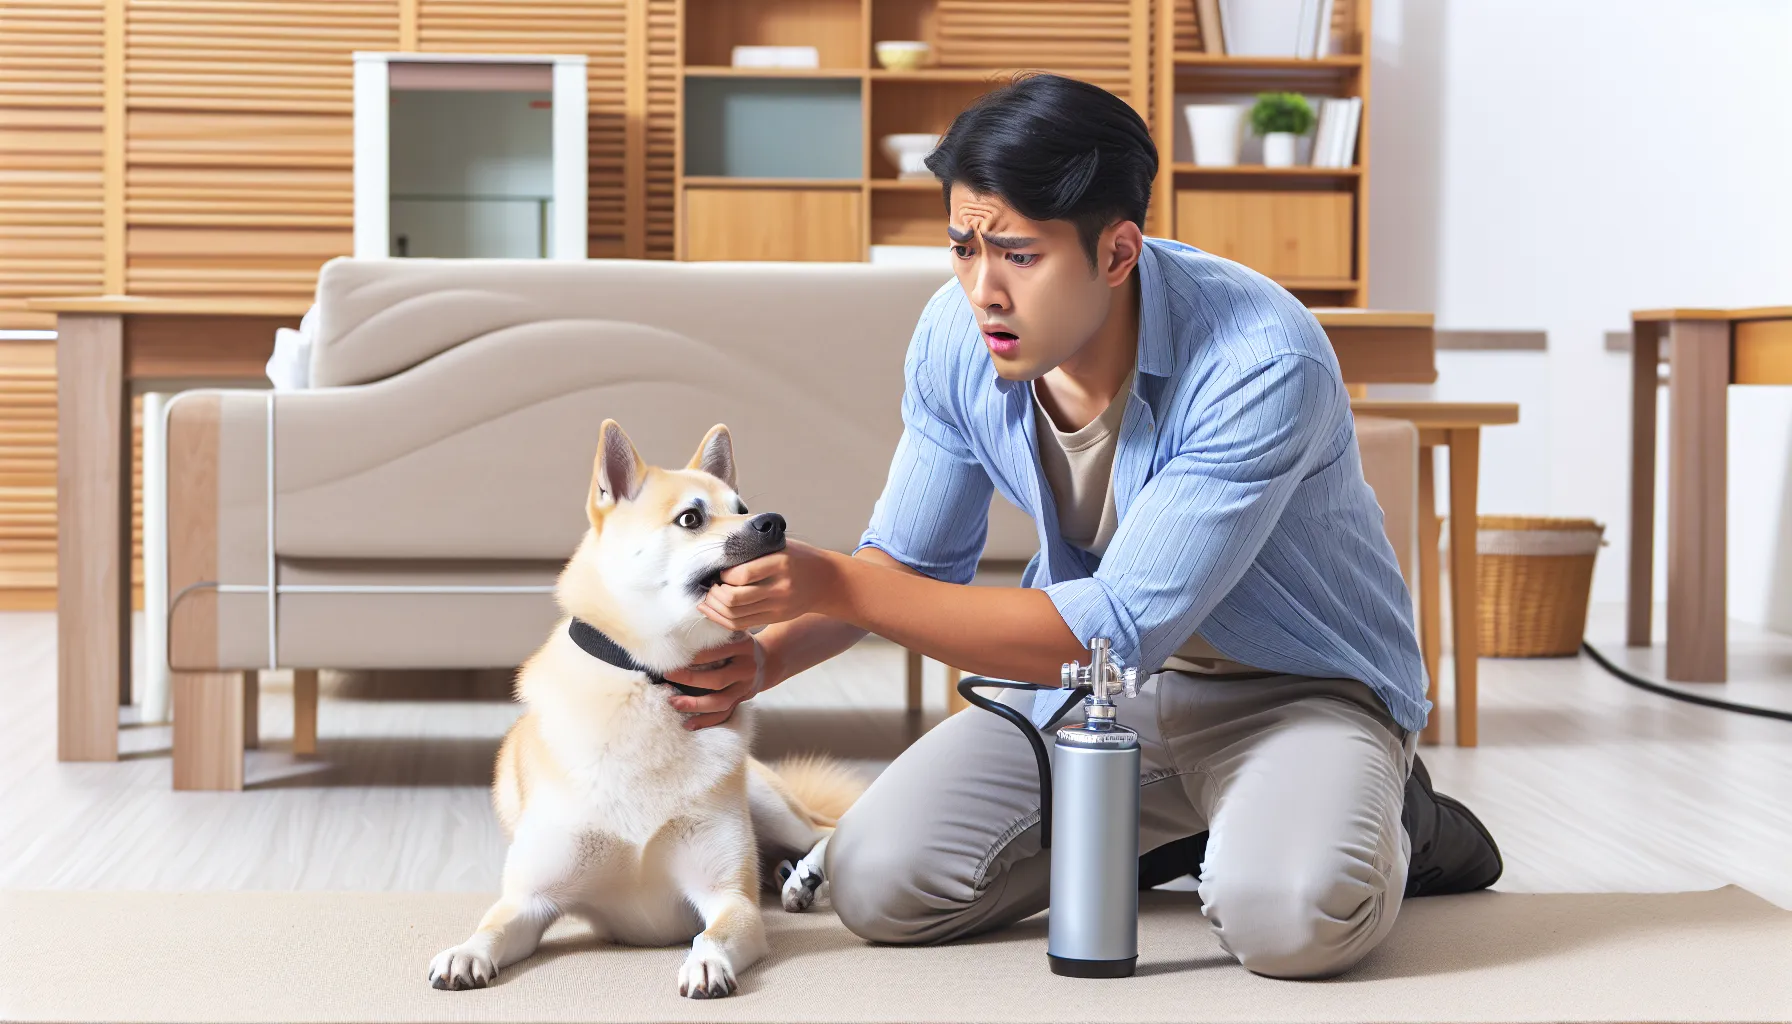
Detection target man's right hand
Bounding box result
[663,634,770,730]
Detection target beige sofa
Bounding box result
[164,257,1418,790]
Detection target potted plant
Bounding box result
[1249,92,1315,168]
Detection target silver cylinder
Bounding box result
[1047,721,1140,978]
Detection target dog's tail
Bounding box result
[768,754,867,829]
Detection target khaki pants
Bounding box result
[827,673,1418,979]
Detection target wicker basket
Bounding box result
[1476,516,1605,657]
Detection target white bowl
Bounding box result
[874,40,933,71]
[879,133,942,179]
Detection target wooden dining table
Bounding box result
[1626,305,1792,682]
[1349,400,1519,747]
[28,295,306,763]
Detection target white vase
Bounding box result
[1184,104,1245,167]
[1262,132,1297,167]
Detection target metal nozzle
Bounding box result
[1061,638,1140,719]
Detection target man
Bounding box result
[662,74,1501,978]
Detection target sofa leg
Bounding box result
[292,669,319,756]
[241,671,259,750]
[173,672,245,791]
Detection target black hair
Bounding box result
[924,72,1157,265]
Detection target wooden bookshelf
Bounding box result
[674,0,1153,261]
[1155,0,1374,307]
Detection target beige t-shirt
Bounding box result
[1032,375,1265,676]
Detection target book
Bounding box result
[1336,97,1362,167]
[1197,0,1226,55]
[1324,97,1361,168]
[1220,0,1305,57]
[1313,0,1337,57]
[1310,98,1338,167]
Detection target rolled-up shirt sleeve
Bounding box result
[1044,352,1344,674]
[855,304,994,585]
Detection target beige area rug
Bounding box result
[3,887,1788,1024]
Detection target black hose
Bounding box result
[956,676,1086,849]
[1581,641,1792,723]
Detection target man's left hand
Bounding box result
[697,539,844,630]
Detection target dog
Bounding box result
[428,419,864,997]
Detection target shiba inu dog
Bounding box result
[428,420,863,998]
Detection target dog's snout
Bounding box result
[749,512,786,538]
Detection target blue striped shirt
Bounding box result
[857,238,1430,732]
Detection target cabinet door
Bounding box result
[1175,190,1353,286]
[684,188,864,262]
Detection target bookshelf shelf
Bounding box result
[682,66,864,79]
[868,178,942,190]
[1172,54,1363,70]
[681,176,863,189]
[1276,277,1360,290]
[1172,164,1361,177]
[868,68,1022,83]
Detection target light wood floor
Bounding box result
[3,607,1788,906]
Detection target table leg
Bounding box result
[1417,445,1443,746]
[56,314,128,762]
[904,649,923,714]
[945,666,967,715]
[1666,320,1729,681]
[1446,429,1481,747]
[1627,320,1661,647]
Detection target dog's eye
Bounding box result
[675,509,703,530]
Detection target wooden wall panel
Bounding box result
[0,340,140,609]
[0,340,57,602]
[935,0,1135,102]
[417,0,630,258]
[644,0,677,259]
[122,1,396,300]
[0,1,107,330]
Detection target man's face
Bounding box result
[947,186,1116,381]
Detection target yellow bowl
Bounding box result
[875,41,932,72]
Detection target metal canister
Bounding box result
[1046,718,1141,977]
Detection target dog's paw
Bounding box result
[428,944,497,991]
[779,857,824,913]
[678,945,738,999]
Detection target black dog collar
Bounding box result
[567,618,711,697]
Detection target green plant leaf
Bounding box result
[1249,92,1316,136]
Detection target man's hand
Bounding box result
[697,540,845,631]
[663,634,768,730]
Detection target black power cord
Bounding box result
[1581,641,1792,724]
[955,676,1088,849]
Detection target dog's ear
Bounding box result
[590,419,645,521]
[686,424,736,491]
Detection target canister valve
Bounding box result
[1061,637,1139,721]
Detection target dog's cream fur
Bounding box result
[428,421,864,998]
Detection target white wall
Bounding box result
[1367,0,1792,631]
